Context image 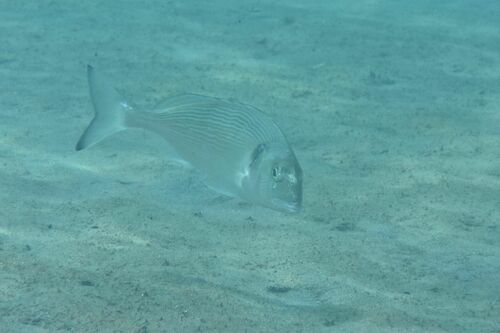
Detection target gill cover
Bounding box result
[245,143,302,213]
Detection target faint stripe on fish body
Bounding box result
[163,103,281,144]
[152,115,252,155]
[166,123,248,154]
[153,106,280,149]
[169,112,264,147]
[163,109,256,147]
[214,104,275,141]
[162,99,274,137]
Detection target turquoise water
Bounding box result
[1,1,499,332]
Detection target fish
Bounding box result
[76,65,303,213]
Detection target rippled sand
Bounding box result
[0,1,499,332]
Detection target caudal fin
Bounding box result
[75,65,129,151]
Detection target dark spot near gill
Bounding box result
[249,143,267,168]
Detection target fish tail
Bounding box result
[75,65,130,151]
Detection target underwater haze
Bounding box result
[1,0,499,332]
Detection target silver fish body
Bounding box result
[76,66,302,213]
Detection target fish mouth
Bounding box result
[280,201,302,213]
[266,197,302,213]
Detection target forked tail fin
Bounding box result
[75,65,129,151]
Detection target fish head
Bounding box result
[245,143,303,213]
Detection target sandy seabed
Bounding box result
[0,1,499,332]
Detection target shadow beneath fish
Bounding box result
[161,270,361,324]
